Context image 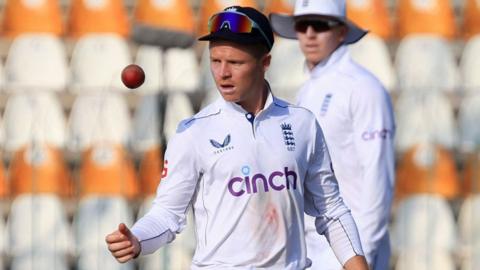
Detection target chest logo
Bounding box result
[210,134,234,154]
[281,123,296,152]
[320,93,332,116]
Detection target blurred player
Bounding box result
[271,1,395,269]
[106,5,368,270]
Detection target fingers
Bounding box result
[118,223,133,239]
[106,223,140,264]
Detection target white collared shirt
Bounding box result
[132,91,363,269]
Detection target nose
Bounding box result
[305,25,316,37]
[219,62,231,79]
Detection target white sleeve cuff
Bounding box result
[316,212,364,266]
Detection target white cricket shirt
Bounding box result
[297,46,395,269]
[132,90,363,269]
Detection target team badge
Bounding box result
[281,123,296,151]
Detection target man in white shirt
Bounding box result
[271,1,396,269]
[106,6,368,270]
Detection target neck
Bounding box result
[238,82,269,115]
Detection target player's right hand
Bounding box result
[105,223,141,263]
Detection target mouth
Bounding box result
[219,83,235,94]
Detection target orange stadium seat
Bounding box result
[396,0,456,39]
[2,0,63,37]
[67,0,130,38]
[8,144,72,198]
[0,161,7,198]
[347,0,392,40]
[132,0,195,48]
[197,0,258,36]
[462,0,480,40]
[139,146,165,196]
[263,0,293,15]
[79,143,138,199]
[461,152,480,196]
[395,143,460,201]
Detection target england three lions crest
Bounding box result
[281,123,295,151]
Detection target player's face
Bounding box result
[295,16,347,70]
[209,41,271,112]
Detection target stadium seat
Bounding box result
[2,92,67,152]
[461,249,480,270]
[266,37,307,103]
[0,213,5,270]
[462,0,480,40]
[391,194,458,255]
[163,93,194,142]
[263,0,294,14]
[459,35,480,93]
[137,196,195,270]
[4,34,68,92]
[132,94,164,152]
[458,195,480,259]
[74,196,134,270]
[6,194,74,257]
[164,47,200,93]
[10,252,69,270]
[0,158,7,200]
[67,0,130,38]
[394,249,456,270]
[78,143,138,199]
[199,45,218,102]
[138,146,164,196]
[395,142,460,200]
[394,35,459,93]
[197,0,258,36]
[461,151,480,195]
[134,45,165,95]
[2,0,63,37]
[349,33,397,92]
[395,92,458,153]
[396,0,456,39]
[8,144,72,197]
[67,92,131,152]
[132,0,195,48]
[69,34,131,93]
[347,0,392,40]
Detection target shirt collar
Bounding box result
[308,45,349,79]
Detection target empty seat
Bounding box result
[349,33,397,92]
[395,35,459,93]
[199,45,218,102]
[131,94,164,152]
[2,0,63,37]
[6,194,74,257]
[263,0,294,14]
[395,142,460,200]
[78,143,138,199]
[197,0,258,36]
[0,213,5,270]
[137,196,195,270]
[67,0,130,38]
[67,92,131,152]
[135,45,165,95]
[4,34,68,92]
[132,0,195,48]
[164,47,200,93]
[396,0,456,39]
[138,146,164,197]
[459,35,480,93]
[391,194,458,255]
[347,0,392,40]
[9,144,72,197]
[74,196,134,270]
[462,0,480,40]
[163,93,194,142]
[2,92,67,152]
[395,92,458,152]
[10,252,69,270]
[266,37,307,102]
[458,196,480,266]
[69,34,131,93]
[395,249,456,270]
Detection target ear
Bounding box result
[262,54,272,72]
[338,25,348,43]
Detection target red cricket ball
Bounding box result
[121,64,145,89]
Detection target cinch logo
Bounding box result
[227,166,298,197]
[361,128,393,141]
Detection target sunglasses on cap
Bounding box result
[208,11,272,49]
[294,20,342,33]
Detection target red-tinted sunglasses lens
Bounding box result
[294,20,336,33]
[208,12,253,33]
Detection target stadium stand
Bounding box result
[462,0,480,40]
[1,0,63,37]
[67,0,130,38]
[263,0,294,14]
[460,34,480,93]
[134,45,165,95]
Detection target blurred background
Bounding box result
[0,0,478,269]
